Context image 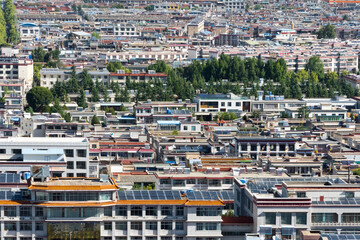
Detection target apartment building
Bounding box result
[39,68,110,88]
[113,24,140,37]
[0,138,90,178]
[109,70,168,87]
[136,99,196,124]
[234,177,360,239]
[285,103,348,121]
[194,93,251,120]
[187,18,204,37]
[19,22,41,41]
[100,51,187,62]
[0,176,224,240]
[0,57,33,92]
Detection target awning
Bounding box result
[166,161,176,164]
[10,117,20,122]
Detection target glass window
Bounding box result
[35,222,43,231]
[146,222,157,230]
[5,206,16,217]
[116,206,127,216]
[345,192,355,198]
[173,179,185,186]
[131,206,142,216]
[186,179,195,184]
[146,206,157,216]
[312,213,338,223]
[20,207,32,217]
[131,222,142,230]
[4,222,16,231]
[116,222,127,230]
[35,207,44,217]
[342,213,360,223]
[104,207,112,217]
[64,149,74,157]
[77,149,86,157]
[161,206,172,216]
[67,161,74,169]
[104,222,112,230]
[20,222,32,231]
[176,206,184,216]
[265,212,276,225]
[76,161,86,169]
[196,207,221,216]
[198,179,207,185]
[296,212,307,225]
[161,222,172,230]
[196,222,220,230]
[175,222,184,230]
[281,212,292,225]
[83,208,100,218]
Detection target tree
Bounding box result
[91,32,101,40]
[26,86,53,112]
[255,4,261,10]
[251,110,261,119]
[33,63,42,86]
[145,5,154,11]
[342,15,349,21]
[77,89,88,108]
[317,24,336,39]
[32,47,46,62]
[305,56,324,80]
[0,8,7,44]
[4,0,19,44]
[91,115,100,125]
[64,112,71,122]
[297,105,311,119]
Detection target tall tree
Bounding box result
[26,86,53,112]
[305,56,324,80]
[0,8,7,44]
[77,89,87,108]
[4,0,19,44]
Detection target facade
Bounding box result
[234,177,360,239]
[0,138,90,178]
[113,24,140,37]
[0,176,224,240]
[19,22,41,40]
[0,57,33,92]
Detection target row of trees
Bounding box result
[0,0,19,44]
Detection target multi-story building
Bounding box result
[109,70,168,88]
[234,177,360,239]
[0,57,33,92]
[19,22,41,41]
[0,175,224,240]
[187,18,204,37]
[194,94,251,120]
[221,0,244,12]
[113,24,140,37]
[0,138,90,178]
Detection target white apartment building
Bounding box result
[221,0,244,12]
[19,22,41,40]
[0,138,91,178]
[113,24,140,37]
[234,177,360,239]
[100,51,188,62]
[39,68,110,88]
[0,57,33,92]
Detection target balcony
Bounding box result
[311,222,360,227]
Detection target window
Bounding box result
[265,212,276,225]
[228,102,231,107]
[12,149,21,154]
[146,206,157,216]
[0,149,5,153]
[161,206,172,216]
[67,173,74,177]
[175,222,184,230]
[186,179,195,184]
[64,149,74,157]
[77,149,86,157]
[104,222,112,230]
[20,222,32,231]
[222,179,232,185]
[116,206,127,216]
[342,213,360,223]
[196,207,221,216]
[297,192,306,198]
[160,179,171,185]
[104,207,112,217]
[131,222,142,230]
[236,102,241,107]
[173,179,185,186]
[35,222,43,231]
[209,179,221,187]
[281,212,292,225]
[50,192,64,201]
[146,222,157,230]
[77,173,86,177]
[161,222,172,230]
[176,206,184,216]
[296,212,307,225]
[20,207,32,217]
[35,207,44,217]
[131,206,142,216]
[76,161,86,169]
[312,213,338,223]
[4,222,16,231]
[345,192,355,198]
[191,126,196,131]
[184,126,188,130]
[5,206,16,217]
[198,179,207,185]
[196,223,220,230]
[67,161,74,169]
[221,102,225,107]
[116,222,127,230]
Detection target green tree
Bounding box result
[26,86,53,112]
[4,0,19,44]
[145,5,154,11]
[297,105,311,119]
[0,8,7,44]
[64,112,71,122]
[77,89,88,108]
[32,47,46,62]
[317,24,336,39]
[91,115,100,125]
[305,56,324,80]
[255,4,261,10]
[91,32,101,40]
[33,63,42,86]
